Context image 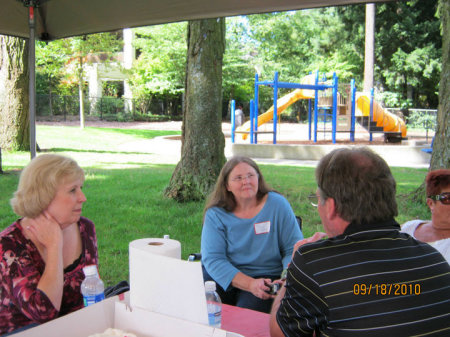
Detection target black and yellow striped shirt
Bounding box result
[277,219,450,337]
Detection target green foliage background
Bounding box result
[35,1,441,118]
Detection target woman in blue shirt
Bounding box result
[201,156,303,313]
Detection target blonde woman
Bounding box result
[0,154,99,335]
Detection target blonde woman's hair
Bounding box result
[10,154,85,218]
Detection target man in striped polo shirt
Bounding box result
[270,147,450,337]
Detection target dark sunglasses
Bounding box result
[428,192,450,205]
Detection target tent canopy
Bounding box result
[3,0,389,41]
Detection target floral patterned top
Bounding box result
[0,217,99,335]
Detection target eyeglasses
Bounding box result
[428,192,450,205]
[230,173,258,183]
[308,194,319,207]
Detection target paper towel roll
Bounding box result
[129,238,181,259]
[129,237,208,325]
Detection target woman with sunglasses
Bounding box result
[401,169,450,263]
[201,156,303,313]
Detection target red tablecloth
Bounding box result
[221,304,270,337]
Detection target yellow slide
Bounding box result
[238,75,316,140]
[355,93,407,138]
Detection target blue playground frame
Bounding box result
[231,71,375,144]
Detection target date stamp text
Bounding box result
[353,283,421,296]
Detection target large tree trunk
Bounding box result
[430,0,449,170]
[411,0,449,202]
[0,35,29,151]
[165,18,226,202]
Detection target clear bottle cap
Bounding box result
[83,265,98,277]
[205,281,216,292]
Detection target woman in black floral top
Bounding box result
[0,154,99,335]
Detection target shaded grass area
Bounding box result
[37,125,179,151]
[2,125,181,170]
[0,125,430,286]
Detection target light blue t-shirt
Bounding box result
[201,192,303,290]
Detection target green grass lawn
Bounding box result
[0,125,430,286]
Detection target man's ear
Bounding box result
[325,197,350,235]
[325,197,338,220]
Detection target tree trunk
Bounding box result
[363,3,375,92]
[164,18,226,202]
[411,0,449,203]
[430,0,450,170]
[0,35,29,151]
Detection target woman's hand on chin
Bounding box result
[27,211,63,252]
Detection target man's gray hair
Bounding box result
[316,147,398,224]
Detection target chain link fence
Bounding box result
[36,94,182,121]
[386,108,437,142]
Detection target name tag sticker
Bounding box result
[254,221,270,235]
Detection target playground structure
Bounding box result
[231,71,407,144]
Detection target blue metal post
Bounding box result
[254,73,259,144]
[255,73,259,112]
[273,71,279,144]
[308,99,312,140]
[313,70,319,143]
[332,73,338,144]
[350,79,356,142]
[369,88,374,142]
[250,99,254,144]
[253,100,258,144]
[231,99,236,143]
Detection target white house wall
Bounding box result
[86,28,134,106]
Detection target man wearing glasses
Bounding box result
[270,147,450,337]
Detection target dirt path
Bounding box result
[37,119,433,146]
[37,119,184,131]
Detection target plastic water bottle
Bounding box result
[205,281,222,328]
[81,265,105,307]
